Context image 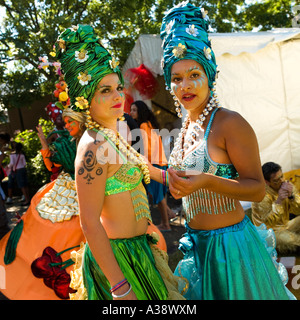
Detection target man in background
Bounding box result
[252,162,300,253]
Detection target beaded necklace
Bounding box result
[84,110,151,184]
[169,97,238,221]
[170,96,219,170]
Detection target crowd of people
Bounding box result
[0,2,298,301]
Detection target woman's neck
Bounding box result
[188,94,210,122]
[93,116,118,133]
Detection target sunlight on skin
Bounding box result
[171,66,207,94]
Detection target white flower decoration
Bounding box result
[77,71,91,86]
[165,20,175,35]
[203,47,212,60]
[172,43,187,58]
[201,8,209,21]
[109,57,119,71]
[186,25,199,37]
[71,25,79,32]
[75,49,89,63]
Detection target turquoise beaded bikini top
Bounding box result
[183,108,238,179]
[179,108,238,222]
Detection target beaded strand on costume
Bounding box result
[84,110,151,185]
[169,83,220,170]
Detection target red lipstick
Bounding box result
[182,94,196,102]
[112,103,122,109]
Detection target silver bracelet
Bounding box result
[111,283,132,299]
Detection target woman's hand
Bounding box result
[168,167,205,199]
[36,125,48,150]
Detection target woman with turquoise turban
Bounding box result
[159,2,295,300]
[55,24,184,300]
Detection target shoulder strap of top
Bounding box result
[204,107,219,140]
[92,129,127,162]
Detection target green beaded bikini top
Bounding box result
[105,163,143,196]
[95,130,151,222]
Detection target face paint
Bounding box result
[171,83,179,94]
[188,66,201,73]
[195,71,206,88]
[64,117,81,137]
[96,96,106,104]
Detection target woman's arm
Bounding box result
[169,111,265,202]
[75,133,136,300]
[36,125,49,150]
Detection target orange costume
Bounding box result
[0,173,166,300]
[0,173,85,300]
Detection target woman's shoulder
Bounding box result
[76,129,119,167]
[216,107,251,128]
[76,130,106,157]
[215,107,256,139]
[140,121,152,129]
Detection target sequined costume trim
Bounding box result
[36,173,78,223]
[170,108,239,223]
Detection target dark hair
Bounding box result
[131,100,160,130]
[0,132,10,143]
[15,142,23,154]
[262,162,282,181]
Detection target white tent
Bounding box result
[123,29,300,172]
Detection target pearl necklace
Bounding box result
[84,110,151,184]
[170,96,220,169]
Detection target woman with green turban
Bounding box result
[158,2,295,300]
[55,24,185,300]
[0,106,86,300]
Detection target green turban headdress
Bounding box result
[160,2,217,89]
[54,24,124,112]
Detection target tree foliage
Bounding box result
[0,0,297,110]
[14,117,54,189]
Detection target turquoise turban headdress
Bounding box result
[160,2,217,89]
[54,24,123,112]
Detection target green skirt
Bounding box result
[82,234,169,300]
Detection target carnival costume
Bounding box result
[0,131,85,300]
[160,2,295,300]
[55,24,183,300]
[252,183,300,253]
[41,103,65,181]
[140,120,168,205]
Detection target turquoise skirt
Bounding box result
[175,216,295,300]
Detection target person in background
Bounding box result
[0,108,86,300]
[130,100,176,232]
[37,103,71,181]
[119,112,144,154]
[6,142,30,205]
[0,133,10,201]
[252,162,300,253]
